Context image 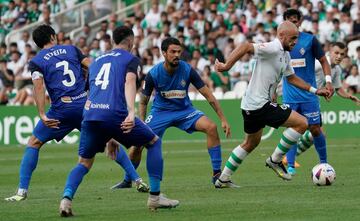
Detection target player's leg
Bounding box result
[302,102,327,163]
[215,129,263,188]
[266,110,308,180]
[112,146,144,189]
[283,103,301,175]
[108,140,148,192]
[145,136,179,210]
[5,109,77,202]
[60,121,110,217]
[4,135,43,201]
[115,111,169,189]
[193,115,223,183]
[296,130,313,156]
[119,118,178,210]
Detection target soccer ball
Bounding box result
[311,163,336,186]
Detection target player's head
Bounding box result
[277,21,299,51]
[161,37,182,67]
[329,42,346,65]
[32,25,56,48]
[283,8,302,28]
[112,26,134,51]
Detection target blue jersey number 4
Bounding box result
[95,63,111,90]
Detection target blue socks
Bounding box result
[313,132,327,163]
[19,146,39,189]
[124,161,140,182]
[285,144,297,168]
[115,146,140,182]
[63,163,89,200]
[146,139,163,193]
[208,145,222,174]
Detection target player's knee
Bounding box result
[79,157,94,169]
[206,122,218,135]
[129,146,142,161]
[27,136,43,149]
[309,124,321,136]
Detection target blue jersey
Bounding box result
[142,60,205,111]
[282,32,325,103]
[83,49,141,122]
[29,45,86,108]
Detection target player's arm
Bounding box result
[139,73,154,121]
[335,87,360,105]
[122,57,142,133]
[286,74,329,97]
[192,68,231,138]
[215,42,254,72]
[313,37,334,95]
[74,46,90,78]
[30,62,60,128]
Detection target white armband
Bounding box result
[31,71,43,80]
[325,75,332,83]
[308,86,317,94]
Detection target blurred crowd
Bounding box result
[0,0,359,106]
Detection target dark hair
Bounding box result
[32,25,56,48]
[161,37,181,52]
[283,8,302,21]
[332,42,346,49]
[112,26,134,45]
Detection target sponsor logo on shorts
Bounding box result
[280,104,288,110]
[186,110,202,119]
[304,111,320,118]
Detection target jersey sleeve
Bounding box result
[284,53,295,77]
[253,41,278,58]
[28,60,43,80]
[73,46,86,62]
[312,37,325,60]
[141,73,154,96]
[189,67,205,89]
[127,57,141,76]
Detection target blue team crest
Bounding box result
[299,48,305,55]
[180,79,186,87]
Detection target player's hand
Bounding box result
[271,93,278,103]
[315,88,330,98]
[121,112,135,133]
[214,59,229,72]
[105,139,119,160]
[40,114,60,129]
[325,82,334,100]
[349,95,360,105]
[221,120,231,138]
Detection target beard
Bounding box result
[169,59,180,67]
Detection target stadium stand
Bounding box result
[0,0,359,106]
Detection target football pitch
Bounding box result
[1,138,360,221]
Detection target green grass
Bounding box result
[1,138,360,221]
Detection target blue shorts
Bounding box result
[144,107,204,138]
[284,101,321,125]
[78,118,156,159]
[33,106,83,143]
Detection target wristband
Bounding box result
[325,75,332,83]
[309,86,317,94]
